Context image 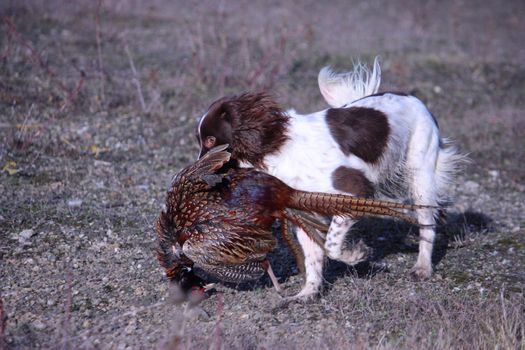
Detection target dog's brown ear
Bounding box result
[224,92,290,168]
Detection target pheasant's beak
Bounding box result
[203,283,216,291]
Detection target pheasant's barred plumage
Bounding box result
[156,145,435,294]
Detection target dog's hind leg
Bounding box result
[324,216,369,265]
[406,122,441,280]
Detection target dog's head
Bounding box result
[196,92,289,168]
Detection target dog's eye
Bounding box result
[204,136,216,148]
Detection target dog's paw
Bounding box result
[410,264,432,281]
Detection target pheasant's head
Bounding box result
[156,213,208,302]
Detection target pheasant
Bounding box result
[156,145,433,299]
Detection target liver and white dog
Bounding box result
[196,59,464,299]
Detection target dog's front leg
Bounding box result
[287,227,325,300]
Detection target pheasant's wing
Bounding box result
[287,210,330,232]
[182,221,277,282]
[283,209,326,248]
[171,144,231,189]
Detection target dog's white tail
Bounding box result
[318,57,381,108]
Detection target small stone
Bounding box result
[19,229,34,243]
[488,170,500,180]
[50,182,62,190]
[125,324,135,335]
[32,320,46,330]
[464,180,480,194]
[68,198,83,207]
[76,125,89,135]
[94,160,112,167]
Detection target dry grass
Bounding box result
[157,282,524,349]
[1,0,524,349]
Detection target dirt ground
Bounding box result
[1,1,524,349]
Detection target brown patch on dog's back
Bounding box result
[326,107,390,164]
[331,166,374,197]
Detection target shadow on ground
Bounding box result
[191,210,494,293]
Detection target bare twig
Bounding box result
[123,42,147,112]
[95,0,105,104]
[1,16,84,107]
[14,104,35,144]
[61,302,167,347]
[0,293,6,350]
[0,18,13,61]
[210,294,224,350]
[61,267,73,350]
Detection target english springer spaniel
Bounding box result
[196,58,465,299]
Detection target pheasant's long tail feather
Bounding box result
[287,210,330,233]
[348,207,420,225]
[284,209,326,248]
[281,216,306,274]
[288,191,436,226]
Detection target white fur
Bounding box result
[294,229,325,298]
[318,57,381,108]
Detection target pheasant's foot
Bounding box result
[263,260,283,293]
